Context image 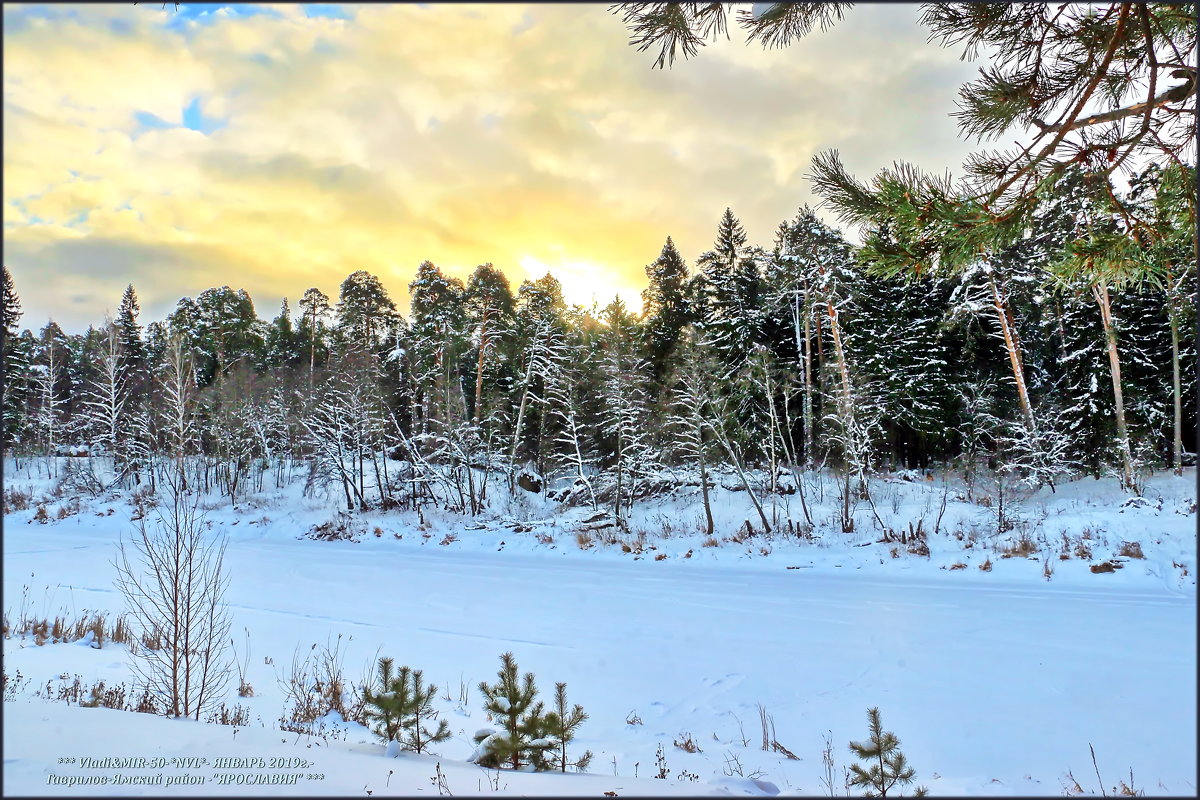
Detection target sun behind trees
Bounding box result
[0,167,1194,520]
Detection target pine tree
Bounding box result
[298,287,332,391]
[364,657,405,743]
[408,261,468,432]
[364,658,451,754]
[464,263,516,423]
[543,682,593,773]
[473,652,554,771]
[847,707,928,798]
[336,270,397,352]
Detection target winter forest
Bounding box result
[3,2,1197,797]
[2,163,1197,516]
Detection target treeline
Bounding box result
[0,164,1194,522]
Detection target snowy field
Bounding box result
[3,459,1196,796]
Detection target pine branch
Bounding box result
[1032,73,1195,132]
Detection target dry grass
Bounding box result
[948,562,967,571]
[4,607,136,652]
[998,533,1038,559]
[575,531,594,550]
[535,532,555,546]
[655,553,667,561]
[1090,561,1122,574]
[278,636,366,729]
[701,537,719,548]
[979,557,993,572]
[729,522,755,544]
[1118,541,1144,559]
[674,732,702,753]
[2,487,33,513]
[439,533,457,546]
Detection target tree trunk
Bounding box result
[698,431,714,537]
[474,308,489,422]
[1168,268,1183,475]
[714,432,771,533]
[794,289,815,467]
[988,276,1036,433]
[1092,281,1136,491]
[508,346,537,476]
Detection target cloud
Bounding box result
[3,3,983,333]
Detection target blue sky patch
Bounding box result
[304,4,351,20]
[182,96,227,134]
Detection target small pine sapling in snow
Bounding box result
[364,658,451,754]
[543,682,593,772]
[364,657,403,744]
[396,666,451,754]
[473,652,554,771]
[847,707,928,797]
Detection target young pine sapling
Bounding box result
[847,707,928,798]
[473,652,554,771]
[543,681,593,773]
[364,657,451,754]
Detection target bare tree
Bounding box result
[81,319,127,473]
[113,467,232,720]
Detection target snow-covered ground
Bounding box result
[3,459,1196,796]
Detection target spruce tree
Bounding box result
[115,284,147,407]
[642,236,690,382]
[847,707,928,798]
[264,298,299,370]
[694,208,763,374]
[1,266,29,452]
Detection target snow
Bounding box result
[2,458,1195,796]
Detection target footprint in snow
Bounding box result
[702,673,746,689]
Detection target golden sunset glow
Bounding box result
[3,3,982,330]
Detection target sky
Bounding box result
[3,2,986,334]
